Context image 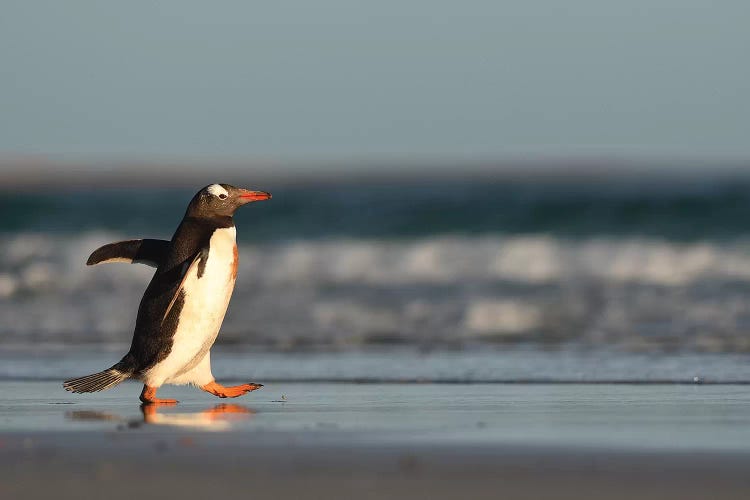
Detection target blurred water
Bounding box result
[2,175,750,351]
[4,177,750,240]
[2,346,749,383]
[4,381,750,454]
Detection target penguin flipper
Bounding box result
[87,239,170,268]
[162,249,207,323]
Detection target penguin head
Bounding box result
[187,183,272,218]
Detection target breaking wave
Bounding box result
[2,232,750,351]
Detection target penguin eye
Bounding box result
[218,193,228,200]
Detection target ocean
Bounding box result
[2,171,750,354]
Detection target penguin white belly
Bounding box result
[145,227,237,386]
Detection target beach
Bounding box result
[3,175,750,498]
[2,376,749,499]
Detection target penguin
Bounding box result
[63,183,271,404]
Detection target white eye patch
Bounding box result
[207,184,229,198]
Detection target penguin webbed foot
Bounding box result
[200,381,263,399]
[140,385,179,405]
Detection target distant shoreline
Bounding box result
[1,155,749,189]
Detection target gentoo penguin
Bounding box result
[63,183,271,404]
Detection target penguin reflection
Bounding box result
[67,404,254,431]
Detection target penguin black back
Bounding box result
[125,215,232,373]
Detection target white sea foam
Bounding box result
[2,232,750,350]
[464,300,542,336]
[244,236,750,287]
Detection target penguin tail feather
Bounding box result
[63,369,129,393]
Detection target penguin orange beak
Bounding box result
[238,190,272,203]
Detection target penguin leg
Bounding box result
[199,381,263,398]
[139,385,178,405]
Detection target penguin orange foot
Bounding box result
[140,386,179,405]
[62,184,271,404]
[200,381,264,398]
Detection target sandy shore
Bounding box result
[1,381,749,499]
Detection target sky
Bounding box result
[1,1,749,163]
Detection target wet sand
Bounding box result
[1,381,749,499]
